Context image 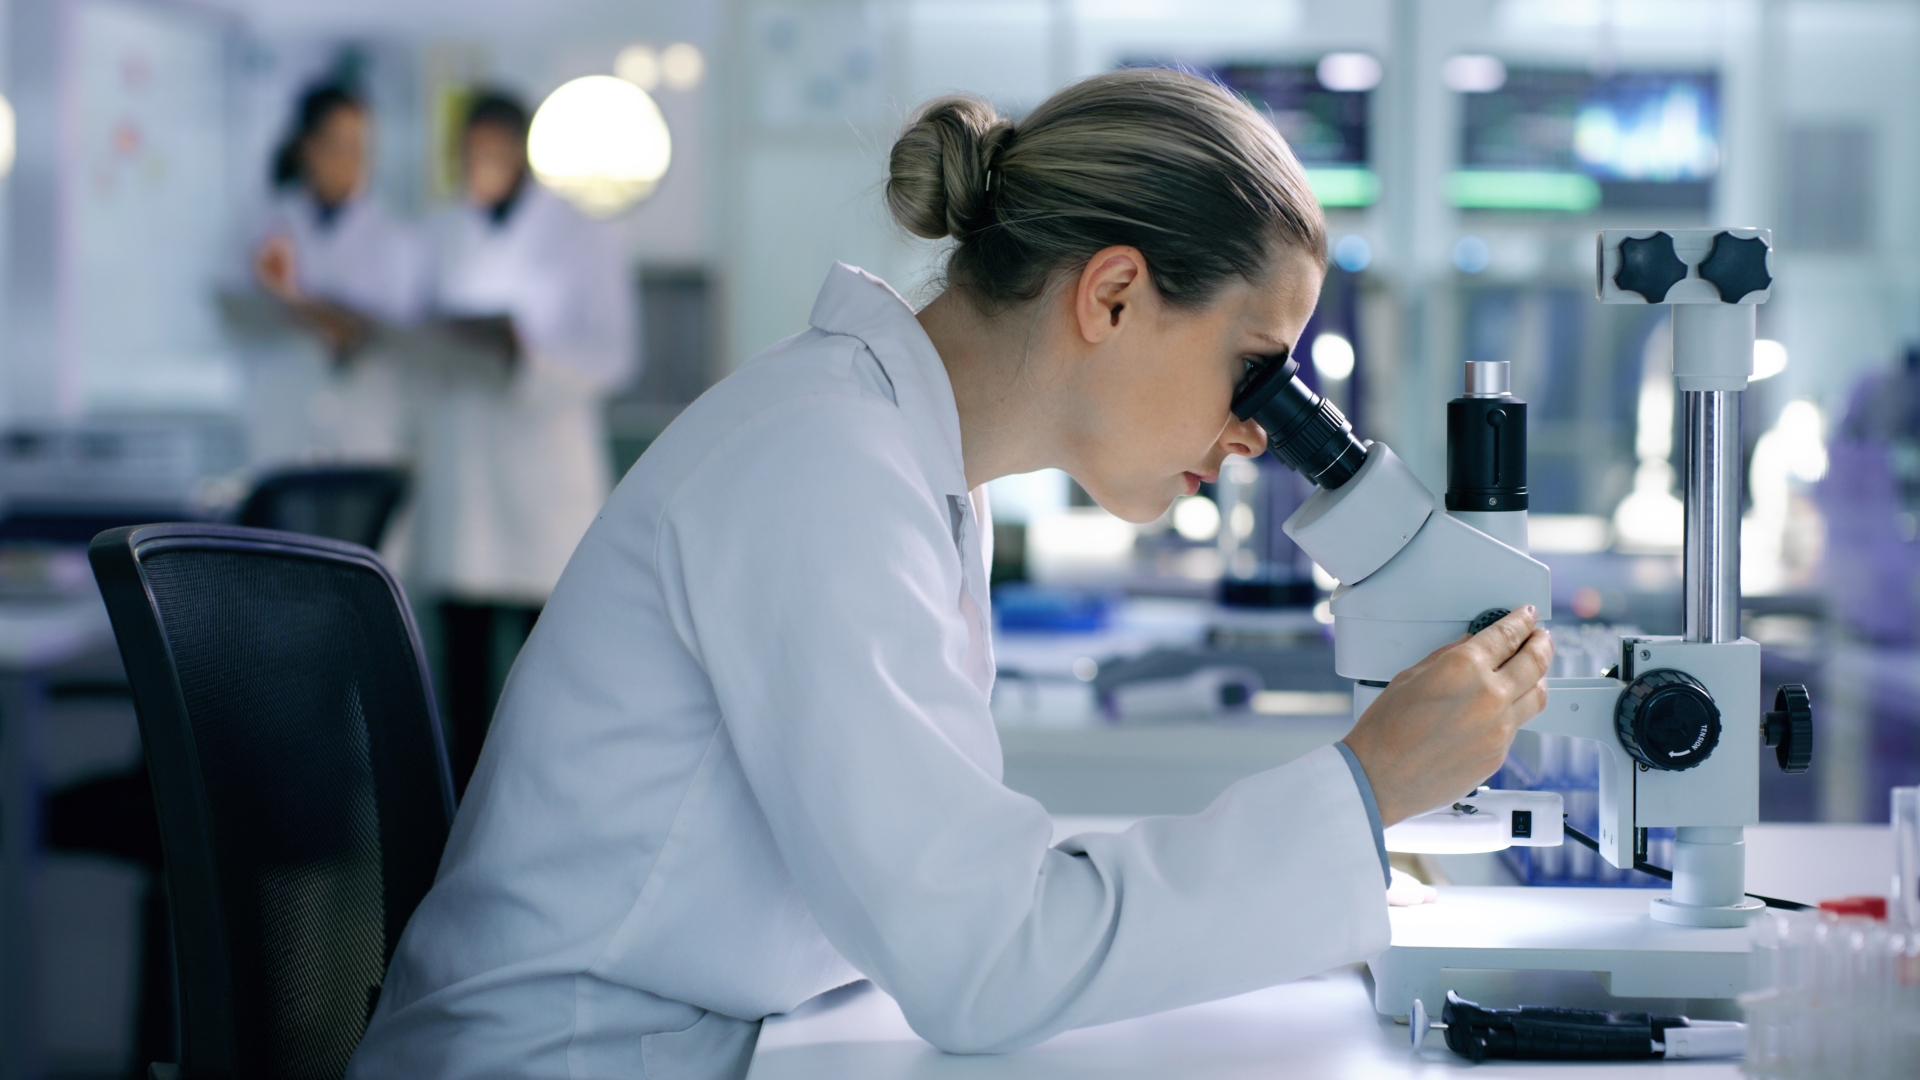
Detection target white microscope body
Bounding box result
[1262,229,1807,1014]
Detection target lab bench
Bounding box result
[746,822,1893,1078]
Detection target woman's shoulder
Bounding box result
[617,329,920,513]
[679,330,905,458]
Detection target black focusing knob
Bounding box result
[1614,232,1689,304]
[1763,684,1813,774]
[1697,232,1772,303]
[1615,669,1721,771]
[1468,608,1511,635]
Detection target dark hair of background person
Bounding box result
[270,83,366,190]
[885,67,1326,315]
[464,90,531,138]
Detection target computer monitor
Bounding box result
[1125,59,1376,209]
[1456,67,1720,212]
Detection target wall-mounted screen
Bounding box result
[1456,68,1719,212]
[1125,59,1376,208]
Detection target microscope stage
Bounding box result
[1368,886,1754,1019]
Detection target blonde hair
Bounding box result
[886,67,1326,312]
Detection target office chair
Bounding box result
[236,466,409,551]
[89,523,455,1079]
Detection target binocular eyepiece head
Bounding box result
[1230,351,1368,490]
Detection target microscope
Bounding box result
[1235,228,1813,1014]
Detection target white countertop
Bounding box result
[747,823,1892,1078]
[747,964,1741,1078]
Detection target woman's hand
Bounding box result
[255,234,299,300]
[1341,606,1553,827]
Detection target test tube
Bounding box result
[1895,786,1919,931]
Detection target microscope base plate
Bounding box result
[1651,894,1766,927]
[1368,886,1754,1019]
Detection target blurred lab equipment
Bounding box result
[1815,350,1920,822]
[245,81,430,467]
[1,415,238,1072]
[1230,227,1819,1015]
[416,89,637,793]
[1740,902,1920,1078]
[1897,786,1918,929]
[993,584,1117,634]
[0,416,245,541]
[1213,452,1317,606]
[1818,346,1920,648]
[88,523,454,1080]
[1102,665,1262,722]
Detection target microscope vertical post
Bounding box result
[1682,388,1740,644]
[1677,301,1753,645]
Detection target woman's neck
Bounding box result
[916,288,1067,491]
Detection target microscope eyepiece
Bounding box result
[1231,352,1369,489]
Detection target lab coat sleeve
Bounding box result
[517,212,636,392]
[658,391,1391,1053]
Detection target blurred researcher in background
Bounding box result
[250,82,429,464]
[416,90,637,794]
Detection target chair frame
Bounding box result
[89,522,455,1078]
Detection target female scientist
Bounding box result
[350,69,1551,1079]
[252,82,428,464]
[411,91,636,793]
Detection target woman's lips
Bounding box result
[1182,471,1217,495]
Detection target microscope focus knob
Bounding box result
[1615,669,1721,772]
[1763,684,1813,774]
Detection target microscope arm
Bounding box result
[1528,679,1636,868]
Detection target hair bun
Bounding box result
[886,95,1011,241]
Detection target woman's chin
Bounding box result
[1103,491,1180,526]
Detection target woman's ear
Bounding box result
[1072,246,1149,345]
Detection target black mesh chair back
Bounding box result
[89,523,455,1080]
[236,467,409,551]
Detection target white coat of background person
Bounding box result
[251,82,429,466]
[412,90,637,793]
[350,72,1552,1080]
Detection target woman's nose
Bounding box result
[1220,413,1267,459]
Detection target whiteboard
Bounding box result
[73,0,237,411]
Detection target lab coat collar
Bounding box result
[807,263,968,496]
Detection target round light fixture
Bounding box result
[1752,338,1788,381]
[1316,53,1382,92]
[1311,332,1356,381]
[1172,495,1221,542]
[529,75,672,217]
[1453,235,1492,274]
[661,43,705,90]
[1442,55,1507,93]
[1332,234,1372,272]
[616,45,661,90]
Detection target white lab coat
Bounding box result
[244,192,429,465]
[348,264,1389,1080]
[409,184,636,604]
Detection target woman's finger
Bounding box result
[1464,605,1538,667]
[1496,628,1555,694]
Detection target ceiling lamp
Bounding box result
[528,75,672,217]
